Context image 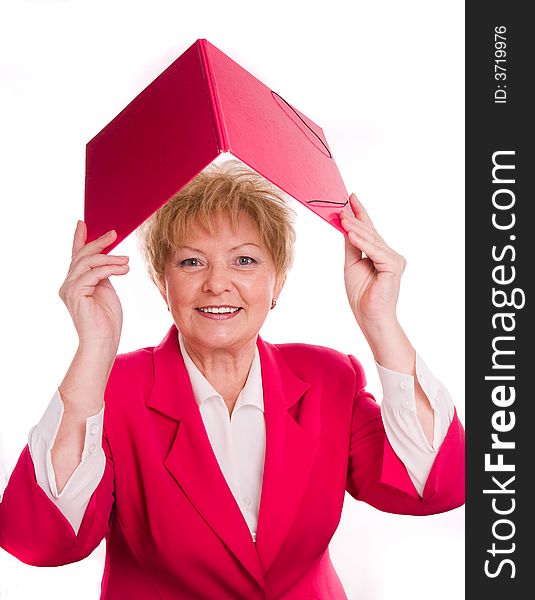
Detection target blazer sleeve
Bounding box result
[345,354,465,515]
[0,427,114,566]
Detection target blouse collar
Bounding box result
[177,329,264,412]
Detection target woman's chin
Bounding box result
[186,323,248,348]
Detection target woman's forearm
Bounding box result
[52,344,115,494]
[341,194,439,447]
[358,317,435,446]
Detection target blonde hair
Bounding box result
[136,159,296,292]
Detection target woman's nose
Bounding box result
[202,264,233,294]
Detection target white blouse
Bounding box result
[19,332,454,537]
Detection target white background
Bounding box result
[0,0,464,598]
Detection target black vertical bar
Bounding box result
[466,2,533,598]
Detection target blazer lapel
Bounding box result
[254,337,319,575]
[145,325,264,588]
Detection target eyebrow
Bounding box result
[177,243,261,253]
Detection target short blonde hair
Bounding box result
[136,159,296,292]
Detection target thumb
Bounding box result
[344,232,363,269]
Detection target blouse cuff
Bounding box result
[375,353,455,495]
[27,389,106,534]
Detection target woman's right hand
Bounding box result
[59,221,130,352]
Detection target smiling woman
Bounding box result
[136,161,293,407]
[0,159,464,600]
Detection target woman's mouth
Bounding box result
[195,306,243,320]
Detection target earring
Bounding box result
[270,298,277,309]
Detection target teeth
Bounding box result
[198,307,240,314]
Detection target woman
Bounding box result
[0,161,464,599]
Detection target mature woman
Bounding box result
[0,161,464,599]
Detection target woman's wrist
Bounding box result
[357,316,416,375]
[58,345,116,413]
[356,313,400,345]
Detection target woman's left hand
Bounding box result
[339,193,407,330]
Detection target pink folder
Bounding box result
[84,38,348,252]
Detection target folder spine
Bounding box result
[198,39,230,152]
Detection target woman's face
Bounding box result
[160,211,286,353]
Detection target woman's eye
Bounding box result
[180,258,201,268]
[237,256,256,266]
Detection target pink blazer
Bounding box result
[0,324,465,599]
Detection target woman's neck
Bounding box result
[181,335,257,416]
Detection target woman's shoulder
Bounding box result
[271,341,368,394]
[105,345,155,392]
[114,345,154,369]
[273,340,347,360]
[270,340,365,381]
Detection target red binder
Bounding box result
[84,38,348,252]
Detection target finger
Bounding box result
[66,253,130,282]
[346,230,398,273]
[69,263,130,294]
[346,193,375,229]
[71,221,87,259]
[344,219,406,275]
[340,206,384,246]
[344,232,363,266]
[73,228,118,261]
[340,213,385,246]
